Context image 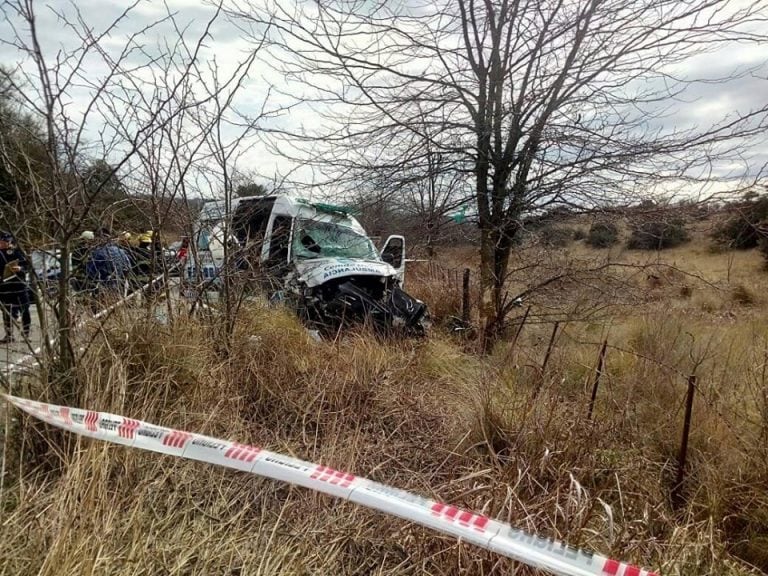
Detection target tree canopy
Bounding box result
[233,0,768,347]
[235,181,269,197]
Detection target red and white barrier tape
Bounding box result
[3,394,658,576]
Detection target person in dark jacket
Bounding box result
[126,232,151,287]
[85,228,131,308]
[71,230,94,292]
[0,231,32,343]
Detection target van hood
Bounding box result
[294,257,397,288]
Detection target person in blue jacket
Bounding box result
[85,228,131,307]
[0,231,32,343]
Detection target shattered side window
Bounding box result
[199,200,227,222]
[293,219,378,260]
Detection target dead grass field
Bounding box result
[1,226,768,575]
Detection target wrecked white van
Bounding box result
[186,195,428,332]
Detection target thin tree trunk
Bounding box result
[55,239,74,399]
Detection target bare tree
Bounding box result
[0,0,270,397]
[229,0,768,348]
[363,110,473,257]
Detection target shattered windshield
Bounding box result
[293,219,379,260]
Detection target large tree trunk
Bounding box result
[479,216,517,353]
[479,226,495,352]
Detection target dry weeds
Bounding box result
[1,240,768,575]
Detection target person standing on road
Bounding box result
[131,231,154,286]
[0,231,32,344]
[85,228,131,309]
[71,230,94,292]
[118,231,141,288]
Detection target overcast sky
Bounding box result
[1,0,767,200]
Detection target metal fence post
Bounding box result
[672,374,696,507]
[587,339,608,421]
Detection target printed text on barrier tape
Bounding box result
[3,394,658,576]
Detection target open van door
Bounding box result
[381,235,406,285]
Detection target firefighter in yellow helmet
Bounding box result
[138,231,153,250]
[127,231,153,288]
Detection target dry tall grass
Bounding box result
[1,284,767,575]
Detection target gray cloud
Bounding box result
[1,0,766,193]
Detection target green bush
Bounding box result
[586,221,619,248]
[713,196,768,249]
[627,219,689,250]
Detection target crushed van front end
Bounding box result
[289,260,428,334]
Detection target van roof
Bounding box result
[200,195,358,220]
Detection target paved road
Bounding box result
[0,303,54,375]
[0,279,189,375]
[0,303,54,472]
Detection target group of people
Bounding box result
[0,228,175,344]
[72,228,165,303]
